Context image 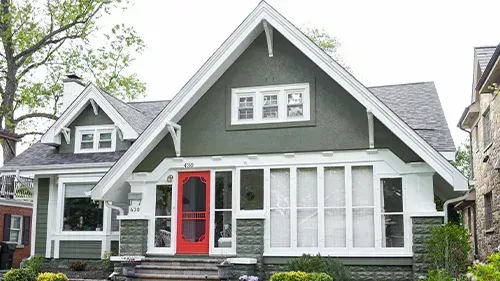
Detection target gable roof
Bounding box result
[475,46,497,73]
[1,99,167,172]
[476,44,500,91]
[93,1,467,200]
[369,82,455,152]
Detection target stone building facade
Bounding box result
[459,45,500,260]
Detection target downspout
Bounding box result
[443,190,470,224]
[104,201,124,216]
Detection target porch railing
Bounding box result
[0,175,34,201]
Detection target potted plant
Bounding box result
[216,260,232,280]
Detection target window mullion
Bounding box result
[290,167,297,250]
[345,165,353,252]
[93,129,98,150]
[317,166,324,251]
[255,92,261,123]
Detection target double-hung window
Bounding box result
[381,178,404,248]
[75,125,116,153]
[231,83,310,125]
[9,215,22,244]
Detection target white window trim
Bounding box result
[10,215,23,245]
[231,83,310,125]
[74,125,116,153]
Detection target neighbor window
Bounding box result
[63,183,103,231]
[240,169,264,211]
[75,125,116,153]
[485,192,493,230]
[231,83,310,125]
[467,207,472,233]
[9,215,22,244]
[3,215,30,245]
[381,178,404,248]
[483,108,492,147]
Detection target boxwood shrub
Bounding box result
[270,271,332,281]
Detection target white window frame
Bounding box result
[74,125,116,153]
[380,177,405,249]
[10,215,23,245]
[231,83,310,125]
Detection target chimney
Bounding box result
[62,74,86,111]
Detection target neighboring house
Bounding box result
[458,44,500,260]
[0,176,33,268]
[0,2,467,280]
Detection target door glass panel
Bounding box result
[215,172,232,209]
[154,218,171,247]
[214,211,232,248]
[156,185,172,216]
[181,176,207,243]
[154,185,172,248]
[214,171,233,249]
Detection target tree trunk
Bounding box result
[2,138,15,164]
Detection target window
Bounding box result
[270,169,291,248]
[154,185,172,248]
[9,215,22,244]
[75,125,116,153]
[324,167,346,248]
[231,83,310,125]
[381,178,404,248]
[483,109,492,148]
[297,168,318,247]
[352,166,375,248]
[63,183,103,231]
[214,171,233,250]
[240,169,264,211]
[484,192,493,230]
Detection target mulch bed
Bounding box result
[43,268,112,280]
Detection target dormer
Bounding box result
[41,76,150,153]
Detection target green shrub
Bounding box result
[102,250,117,271]
[288,254,350,281]
[24,255,47,274]
[68,261,87,271]
[425,223,470,277]
[423,269,454,281]
[5,268,36,281]
[37,272,69,281]
[270,271,332,281]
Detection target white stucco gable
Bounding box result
[92,1,467,201]
[41,84,139,146]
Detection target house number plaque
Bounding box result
[184,163,194,168]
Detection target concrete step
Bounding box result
[135,264,218,275]
[141,257,222,268]
[131,273,220,280]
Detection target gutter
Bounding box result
[104,201,124,216]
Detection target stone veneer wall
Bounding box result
[233,219,264,279]
[120,219,148,256]
[412,216,443,279]
[471,91,500,259]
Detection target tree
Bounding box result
[453,139,472,180]
[301,27,350,71]
[0,0,146,164]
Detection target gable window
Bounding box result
[75,125,116,153]
[483,108,492,148]
[231,83,310,125]
[484,191,493,230]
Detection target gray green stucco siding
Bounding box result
[35,178,49,256]
[59,104,131,153]
[59,241,102,259]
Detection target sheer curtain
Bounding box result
[324,167,346,247]
[352,166,374,247]
[270,169,291,248]
[297,168,318,247]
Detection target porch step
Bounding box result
[132,273,220,280]
[135,264,218,275]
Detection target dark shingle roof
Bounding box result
[475,46,497,73]
[476,44,500,91]
[368,81,456,152]
[2,81,454,170]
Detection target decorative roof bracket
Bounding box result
[61,127,71,144]
[90,99,99,115]
[166,122,181,157]
[263,20,273,57]
[367,110,374,149]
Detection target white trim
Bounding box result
[263,20,273,57]
[231,83,310,125]
[46,176,55,258]
[367,111,374,149]
[0,198,32,208]
[74,125,117,153]
[94,1,467,201]
[1,164,112,175]
[41,84,138,145]
[226,257,257,264]
[61,127,70,144]
[30,176,38,256]
[440,152,455,161]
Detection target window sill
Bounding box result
[483,143,493,153]
[485,228,494,234]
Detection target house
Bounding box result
[0,176,33,268]
[0,2,467,280]
[458,44,500,259]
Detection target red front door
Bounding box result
[176,171,210,254]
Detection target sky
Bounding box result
[13,0,500,160]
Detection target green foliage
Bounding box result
[423,269,455,281]
[68,261,87,271]
[425,223,470,278]
[287,254,350,281]
[301,27,349,72]
[23,255,47,274]
[467,253,500,281]
[270,271,332,281]
[488,83,500,95]
[0,0,146,163]
[102,250,117,271]
[4,268,36,281]
[37,273,69,281]
[452,139,472,179]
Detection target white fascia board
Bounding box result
[41,84,138,145]
[440,151,455,161]
[94,1,467,200]
[0,162,113,176]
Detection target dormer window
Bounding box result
[75,125,116,153]
[231,83,310,125]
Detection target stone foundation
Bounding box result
[120,219,148,256]
[412,216,443,279]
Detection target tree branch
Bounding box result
[17,131,44,138]
[14,112,57,123]
[16,39,66,79]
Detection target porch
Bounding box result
[0,175,34,202]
